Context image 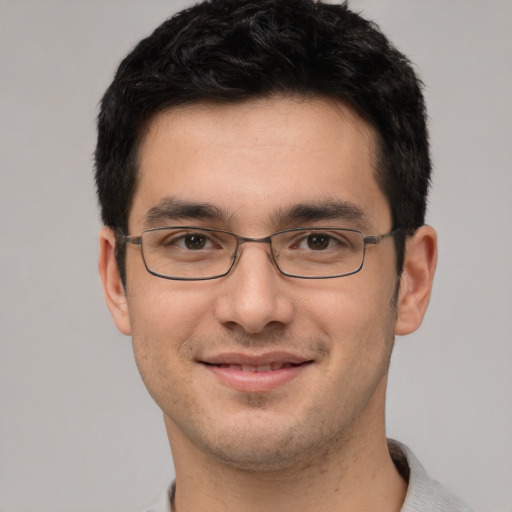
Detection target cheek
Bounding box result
[307,278,397,367]
[307,273,395,327]
[129,278,215,334]
[127,284,214,376]
[127,290,206,413]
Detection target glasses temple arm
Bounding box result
[116,234,142,245]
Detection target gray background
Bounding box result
[1,1,511,511]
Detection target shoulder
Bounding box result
[388,439,476,512]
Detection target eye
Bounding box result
[182,233,208,250]
[284,230,355,253]
[159,231,216,250]
[295,232,348,251]
[306,233,331,250]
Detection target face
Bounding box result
[116,97,402,470]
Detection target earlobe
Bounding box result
[395,225,438,336]
[98,226,132,335]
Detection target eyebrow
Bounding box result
[272,200,370,231]
[143,197,231,229]
[143,197,370,231]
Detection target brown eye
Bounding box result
[184,234,207,250]
[307,234,330,250]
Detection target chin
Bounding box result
[187,411,350,473]
[206,440,315,473]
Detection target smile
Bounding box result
[211,362,300,372]
[200,353,314,392]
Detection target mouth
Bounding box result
[199,353,314,392]
[206,361,305,372]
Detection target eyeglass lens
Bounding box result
[140,227,366,280]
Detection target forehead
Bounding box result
[131,96,390,233]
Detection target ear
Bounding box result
[98,226,132,335]
[395,225,437,336]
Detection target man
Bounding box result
[95,1,474,510]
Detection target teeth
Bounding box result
[240,365,272,372]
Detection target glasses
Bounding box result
[120,226,399,281]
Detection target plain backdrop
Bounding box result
[1,1,511,511]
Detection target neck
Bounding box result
[165,396,406,512]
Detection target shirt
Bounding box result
[144,439,475,512]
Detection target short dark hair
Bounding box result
[95,0,431,284]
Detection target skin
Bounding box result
[99,96,437,512]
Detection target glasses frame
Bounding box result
[120,226,401,281]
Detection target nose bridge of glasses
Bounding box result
[236,234,273,246]
[232,234,277,266]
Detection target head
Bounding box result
[95,0,431,285]
[96,0,437,474]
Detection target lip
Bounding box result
[199,351,314,393]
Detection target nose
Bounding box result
[213,242,295,334]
